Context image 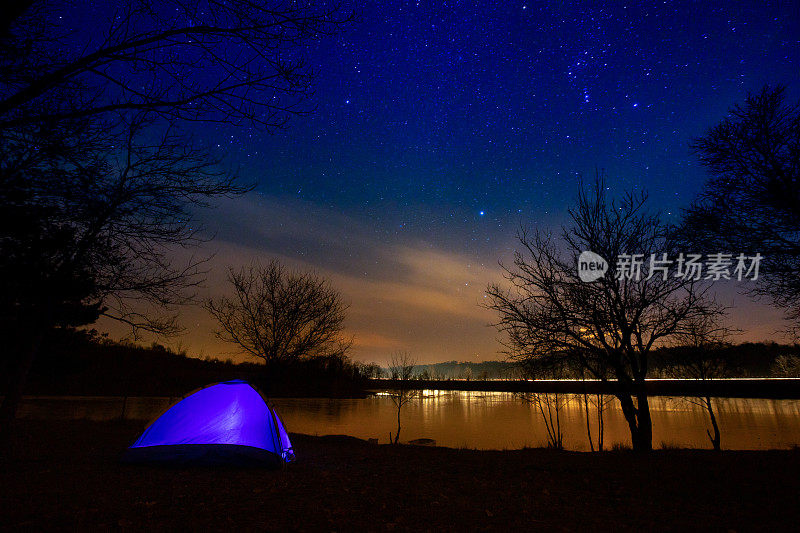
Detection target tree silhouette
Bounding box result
[0,113,250,438]
[0,0,351,439]
[661,315,738,451]
[517,354,568,449]
[0,1,352,130]
[683,85,800,332]
[0,139,105,429]
[387,351,416,445]
[487,175,721,451]
[206,260,351,366]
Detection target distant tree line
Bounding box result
[0,328,375,398]
[6,335,797,400]
[389,347,800,381]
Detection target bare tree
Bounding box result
[682,85,800,331]
[0,114,248,438]
[387,351,416,445]
[0,0,350,440]
[771,354,800,377]
[662,315,738,451]
[0,0,353,339]
[584,393,610,452]
[357,362,384,380]
[525,392,565,449]
[206,260,351,366]
[487,175,721,451]
[517,355,568,449]
[578,367,610,452]
[0,1,352,130]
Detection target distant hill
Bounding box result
[409,361,517,380]
[404,342,800,379]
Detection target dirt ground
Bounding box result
[2,420,799,531]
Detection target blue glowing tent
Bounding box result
[122,380,294,467]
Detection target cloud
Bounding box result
[99,194,507,364]
[95,193,791,365]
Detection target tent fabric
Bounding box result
[122,380,293,467]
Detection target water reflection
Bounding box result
[16,391,800,450]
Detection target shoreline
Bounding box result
[2,420,800,531]
[370,377,800,398]
[10,376,800,401]
[10,394,800,452]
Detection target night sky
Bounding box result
[104,1,800,364]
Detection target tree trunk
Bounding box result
[0,327,45,445]
[597,394,604,452]
[704,396,721,451]
[616,393,640,448]
[584,392,594,452]
[634,391,653,452]
[616,391,653,451]
[554,393,562,449]
[394,404,401,444]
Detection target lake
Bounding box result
[15,391,800,450]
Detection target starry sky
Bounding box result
[102,1,800,364]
